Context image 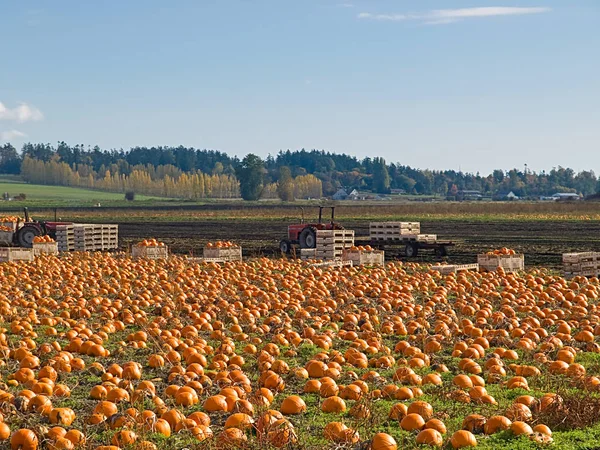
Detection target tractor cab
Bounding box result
[280,206,343,254]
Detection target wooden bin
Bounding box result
[563,252,600,278]
[132,245,169,260]
[0,230,14,244]
[300,248,317,260]
[33,242,59,256]
[0,247,34,263]
[203,246,242,262]
[431,263,479,275]
[342,249,385,266]
[477,254,524,272]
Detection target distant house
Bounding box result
[332,189,348,201]
[348,189,368,201]
[390,189,406,195]
[457,190,482,201]
[495,191,519,201]
[552,193,581,201]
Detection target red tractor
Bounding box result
[279,206,344,254]
[13,208,71,248]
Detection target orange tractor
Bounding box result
[279,206,344,254]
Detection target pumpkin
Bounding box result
[321,396,346,413]
[280,395,307,415]
[370,433,397,450]
[416,429,443,447]
[10,429,39,450]
[511,421,533,436]
[400,413,425,431]
[224,413,254,430]
[324,422,347,441]
[407,401,434,421]
[484,416,512,435]
[450,430,477,448]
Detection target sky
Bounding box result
[0,1,598,174]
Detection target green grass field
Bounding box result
[0,179,180,208]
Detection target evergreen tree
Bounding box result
[372,157,390,194]
[236,154,264,201]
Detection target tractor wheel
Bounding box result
[279,240,292,254]
[405,243,419,257]
[299,227,317,249]
[16,226,41,248]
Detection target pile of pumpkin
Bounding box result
[0,225,13,232]
[0,215,22,223]
[135,239,166,247]
[0,252,599,449]
[486,248,517,256]
[33,235,55,243]
[205,241,239,248]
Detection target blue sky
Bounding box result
[0,1,598,173]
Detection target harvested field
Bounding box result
[113,219,600,268]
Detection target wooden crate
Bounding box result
[56,224,74,252]
[0,230,14,244]
[33,242,59,256]
[477,254,524,272]
[300,248,317,260]
[309,260,353,268]
[431,263,479,275]
[203,246,242,261]
[370,222,420,239]
[417,234,437,243]
[132,245,169,260]
[0,247,34,262]
[563,252,600,278]
[563,252,600,264]
[342,249,385,266]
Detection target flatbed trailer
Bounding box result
[356,236,455,257]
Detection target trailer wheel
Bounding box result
[279,240,292,254]
[435,246,448,257]
[405,243,418,257]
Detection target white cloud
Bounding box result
[358,7,551,24]
[0,130,27,141]
[0,101,44,123]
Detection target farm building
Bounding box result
[331,189,348,200]
[552,192,581,201]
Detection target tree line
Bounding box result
[1,142,599,200]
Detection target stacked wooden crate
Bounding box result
[431,263,479,275]
[477,254,524,272]
[370,222,420,240]
[74,224,103,251]
[203,246,242,262]
[56,225,74,252]
[316,229,355,260]
[0,247,34,262]
[102,225,119,250]
[132,245,169,260]
[342,248,385,266]
[563,252,600,278]
[300,248,317,261]
[369,222,436,243]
